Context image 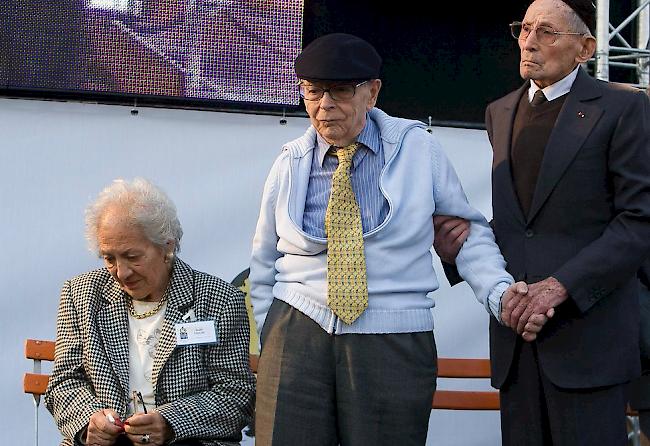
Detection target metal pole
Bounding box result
[638,0,650,87]
[629,415,641,446]
[33,397,40,446]
[32,358,41,446]
[609,0,650,39]
[596,0,610,80]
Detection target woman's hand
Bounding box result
[124,411,174,446]
[87,409,124,446]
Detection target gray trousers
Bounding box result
[255,299,437,446]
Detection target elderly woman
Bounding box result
[45,178,255,446]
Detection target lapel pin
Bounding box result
[577,111,585,118]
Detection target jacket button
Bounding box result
[525,229,534,238]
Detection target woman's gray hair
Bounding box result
[85,178,183,255]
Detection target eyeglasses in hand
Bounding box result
[132,390,148,414]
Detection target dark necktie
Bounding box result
[531,89,547,107]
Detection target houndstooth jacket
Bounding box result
[45,258,255,446]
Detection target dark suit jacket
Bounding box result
[45,259,255,446]
[486,68,650,389]
[640,260,650,290]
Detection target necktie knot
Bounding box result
[333,143,358,165]
[531,89,547,107]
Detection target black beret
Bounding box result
[559,0,596,34]
[295,33,382,81]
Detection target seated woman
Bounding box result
[45,178,255,446]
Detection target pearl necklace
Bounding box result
[126,295,167,319]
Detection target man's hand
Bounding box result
[433,215,470,264]
[124,411,173,446]
[500,281,529,328]
[515,277,567,335]
[87,409,124,446]
[521,309,555,342]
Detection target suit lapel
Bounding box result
[98,280,130,398]
[527,70,603,222]
[492,83,528,226]
[151,259,195,391]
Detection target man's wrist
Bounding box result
[488,282,509,323]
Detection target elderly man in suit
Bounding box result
[437,0,650,444]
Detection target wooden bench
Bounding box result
[24,339,56,399]
[24,339,260,399]
[432,357,499,410]
[24,339,56,446]
[25,342,498,410]
[24,339,260,445]
[24,341,642,442]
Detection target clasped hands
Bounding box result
[432,215,568,342]
[501,277,568,342]
[87,408,173,446]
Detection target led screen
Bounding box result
[0,0,304,106]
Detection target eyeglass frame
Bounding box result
[509,21,586,46]
[132,390,148,414]
[298,80,370,102]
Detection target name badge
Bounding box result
[174,320,218,346]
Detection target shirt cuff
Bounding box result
[487,281,509,324]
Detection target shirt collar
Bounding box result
[528,65,580,103]
[315,113,380,166]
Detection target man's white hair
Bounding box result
[551,0,593,37]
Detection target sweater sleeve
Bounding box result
[249,154,284,338]
[429,133,513,319]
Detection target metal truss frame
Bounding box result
[594,0,649,88]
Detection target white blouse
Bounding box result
[127,300,167,415]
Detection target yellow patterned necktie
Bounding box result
[325,143,368,324]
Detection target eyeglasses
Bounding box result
[132,390,148,414]
[299,80,369,101]
[509,21,585,46]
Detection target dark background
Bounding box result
[303,1,528,125]
[0,0,636,127]
[303,0,636,125]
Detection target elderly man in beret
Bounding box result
[434,0,650,444]
[249,32,531,445]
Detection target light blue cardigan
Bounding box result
[250,108,513,335]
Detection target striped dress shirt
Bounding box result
[302,116,388,238]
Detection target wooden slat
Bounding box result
[627,405,639,417]
[24,373,50,396]
[249,354,259,373]
[21,341,640,417]
[23,351,260,395]
[437,358,491,378]
[25,339,55,361]
[432,390,500,410]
